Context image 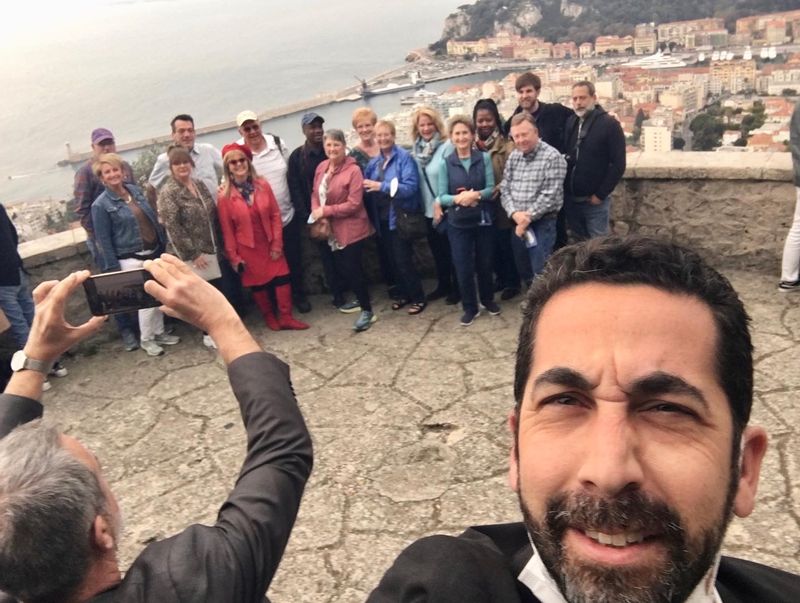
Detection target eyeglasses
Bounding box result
[242,124,260,133]
[228,158,248,167]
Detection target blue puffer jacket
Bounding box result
[364,145,422,231]
[92,183,165,272]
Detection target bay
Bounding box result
[0,0,462,203]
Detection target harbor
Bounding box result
[59,61,503,165]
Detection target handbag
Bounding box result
[309,217,332,240]
[395,206,426,240]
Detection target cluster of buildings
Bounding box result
[6,198,76,242]
[446,10,800,60]
[383,53,799,154]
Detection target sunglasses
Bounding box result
[242,124,260,133]
[228,158,248,167]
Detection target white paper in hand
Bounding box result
[389,177,399,198]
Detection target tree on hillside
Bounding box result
[690,113,724,151]
[132,143,163,188]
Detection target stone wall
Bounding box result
[613,151,794,270]
[18,151,796,295]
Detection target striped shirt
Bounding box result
[500,140,567,223]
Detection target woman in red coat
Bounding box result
[217,143,308,330]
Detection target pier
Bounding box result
[59,62,500,165]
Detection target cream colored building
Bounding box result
[642,120,672,152]
[710,60,757,94]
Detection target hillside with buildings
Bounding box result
[433,0,800,48]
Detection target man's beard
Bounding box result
[518,479,737,603]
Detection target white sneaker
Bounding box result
[202,334,217,349]
[154,333,180,346]
[49,361,68,378]
[43,380,52,392]
[140,339,165,357]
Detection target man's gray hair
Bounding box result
[0,420,106,603]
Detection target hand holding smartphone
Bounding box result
[83,268,161,316]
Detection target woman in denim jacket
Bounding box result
[363,120,426,315]
[91,153,180,356]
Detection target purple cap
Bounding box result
[91,128,115,145]
[301,112,324,127]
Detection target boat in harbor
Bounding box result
[400,88,438,105]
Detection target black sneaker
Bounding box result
[500,287,520,301]
[483,301,501,316]
[445,292,461,305]
[460,310,480,326]
[294,297,312,313]
[49,361,68,378]
[779,280,800,292]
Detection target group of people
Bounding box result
[2,236,799,603]
[67,71,628,350]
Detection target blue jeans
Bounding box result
[447,224,495,314]
[0,269,35,348]
[510,217,557,284]
[565,196,610,241]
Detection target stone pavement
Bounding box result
[41,270,799,602]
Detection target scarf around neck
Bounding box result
[414,132,441,168]
[234,178,255,205]
[476,128,500,152]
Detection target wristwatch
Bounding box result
[10,350,53,374]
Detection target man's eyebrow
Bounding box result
[628,371,709,411]
[533,367,593,391]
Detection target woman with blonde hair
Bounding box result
[410,105,458,304]
[217,143,309,331]
[91,153,181,356]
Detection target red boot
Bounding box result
[275,285,310,330]
[252,290,281,331]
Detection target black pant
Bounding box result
[332,239,371,312]
[375,220,397,288]
[426,218,457,293]
[316,240,346,305]
[554,205,568,251]
[388,228,425,304]
[282,213,305,300]
[219,254,245,314]
[492,226,519,290]
[448,224,495,314]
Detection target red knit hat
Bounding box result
[221,143,253,162]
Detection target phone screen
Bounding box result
[83,269,160,316]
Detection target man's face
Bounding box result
[572,86,596,118]
[509,284,766,602]
[92,139,116,158]
[61,435,122,547]
[303,119,324,145]
[239,120,263,147]
[510,120,540,154]
[171,119,196,149]
[517,84,539,111]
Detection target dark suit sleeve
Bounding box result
[716,556,800,603]
[287,148,308,221]
[595,117,626,200]
[367,535,529,603]
[0,394,44,439]
[115,351,312,602]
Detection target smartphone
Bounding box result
[83,268,160,316]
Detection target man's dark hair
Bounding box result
[515,72,541,92]
[0,421,108,603]
[514,235,753,444]
[572,80,596,97]
[472,98,504,132]
[170,114,194,132]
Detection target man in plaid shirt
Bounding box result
[500,113,567,283]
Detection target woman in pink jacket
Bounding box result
[218,143,308,330]
[310,129,376,332]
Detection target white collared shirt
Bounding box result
[149,143,223,203]
[518,541,723,603]
[236,135,294,225]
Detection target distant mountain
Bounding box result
[433,0,800,47]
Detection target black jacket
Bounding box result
[287,143,326,221]
[367,522,800,603]
[563,104,626,200]
[0,204,23,287]
[504,102,573,153]
[0,352,312,603]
